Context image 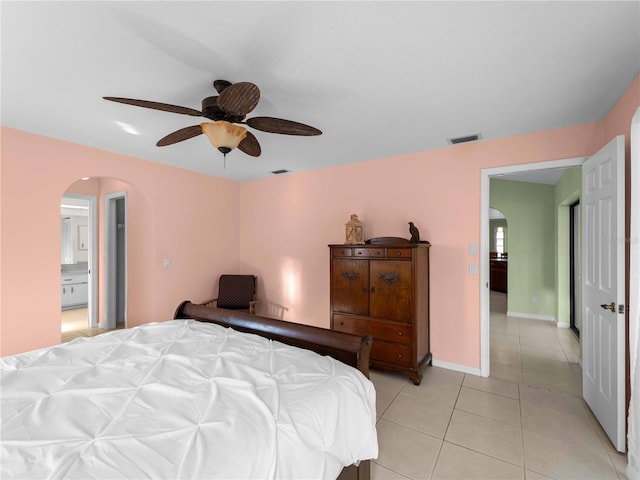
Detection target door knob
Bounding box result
[600,302,616,312]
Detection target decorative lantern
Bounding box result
[345,214,365,245]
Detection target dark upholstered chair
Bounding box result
[202,275,257,314]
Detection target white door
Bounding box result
[582,135,626,452]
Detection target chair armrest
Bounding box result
[249,300,258,315]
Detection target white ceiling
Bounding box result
[2,1,639,182]
[494,167,571,185]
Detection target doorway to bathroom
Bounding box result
[60,193,97,341]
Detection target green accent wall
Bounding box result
[490,166,582,322]
[490,179,556,317]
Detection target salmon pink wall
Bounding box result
[236,75,639,371]
[604,75,640,155]
[238,121,605,369]
[2,75,638,367]
[1,127,241,356]
[603,75,640,239]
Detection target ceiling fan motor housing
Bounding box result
[201,96,244,123]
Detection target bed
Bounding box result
[1,301,378,479]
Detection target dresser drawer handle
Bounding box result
[396,251,402,256]
[341,271,359,280]
[397,353,403,358]
[378,273,401,285]
[340,321,344,326]
[397,331,403,336]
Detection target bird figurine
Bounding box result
[409,222,420,243]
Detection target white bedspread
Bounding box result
[1,320,378,479]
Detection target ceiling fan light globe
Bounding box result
[201,121,247,151]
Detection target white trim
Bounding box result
[506,311,556,323]
[482,157,586,178]
[432,359,482,377]
[626,106,640,480]
[557,322,570,329]
[480,173,491,377]
[480,157,586,378]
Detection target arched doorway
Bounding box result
[60,177,130,342]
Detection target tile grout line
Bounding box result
[518,381,528,477]
[427,375,465,480]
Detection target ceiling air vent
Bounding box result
[270,169,290,175]
[447,133,482,145]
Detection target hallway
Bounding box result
[489,292,582,394]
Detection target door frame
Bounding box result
[569,200,581,338]
[103,191,127,329]
[480,156,586,377]
[61,193,97,327]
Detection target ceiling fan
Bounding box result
[104,80,322,160]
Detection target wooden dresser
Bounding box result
[329,242,431,384]
[490,258,508,293]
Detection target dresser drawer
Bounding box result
[333,314,412,345]
[371,342,412,368]
[332,247,352,257]
[353,248,385,258]
[387,248,412,258]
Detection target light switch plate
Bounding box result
[469,263,478,275]
[469,243,478,255]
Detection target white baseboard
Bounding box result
[627,462,639,480]
[507,311,556,323]
[556,322,570,328]
[431,359,482,377]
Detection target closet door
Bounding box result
[331,258,369,315]
[369,260,412,322]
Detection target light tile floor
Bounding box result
[369,292,628,480]
[61,307,123,343]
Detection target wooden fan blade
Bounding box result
[156,125,203,147]
[238,131,261,157]
[218,82,260,116]
[246,117,322,136]
[104,97,202,117]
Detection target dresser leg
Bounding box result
[409,371,423,385]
